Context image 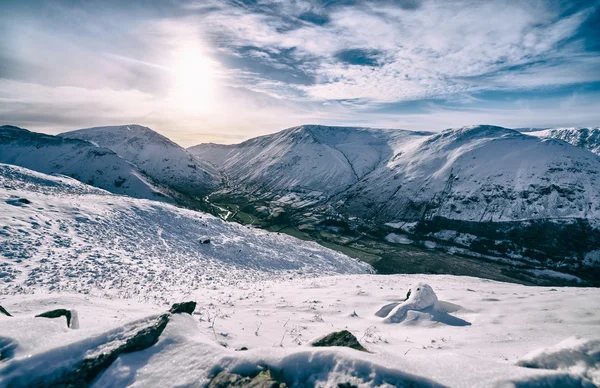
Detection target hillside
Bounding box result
[0,163,370,299]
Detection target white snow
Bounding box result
[2,275,599,387]
[527,127,600,156]
[517,336,600,385]
[384,233,413,244]
[0,125,165,201]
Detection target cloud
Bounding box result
[0,0,599,145]
[198,0,600,102]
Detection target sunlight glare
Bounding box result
[169,44,216,114]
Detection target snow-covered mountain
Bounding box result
[190,125,432,196]
[192,124,600,222]
[0,125,166,201]
[339,125,600,222]
[191,125,600,277]
[60,124,221,197]
[526,127,600,156]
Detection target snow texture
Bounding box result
[2,275,599,387]
[0,163,370,301]
[528,127,600,156]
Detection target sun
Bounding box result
[169,45,217,114]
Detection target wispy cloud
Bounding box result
[0,0,598,144]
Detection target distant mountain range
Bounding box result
[2,122,599,285]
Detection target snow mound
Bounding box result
[376,283,470,326]
[517,337,600,385]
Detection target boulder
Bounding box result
[312,330,367,352]
[170,301,197,315]
[209,369,285,388]
[35,309,79,329]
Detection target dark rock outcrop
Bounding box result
[0,305,12,317]
[170,301,197,315]
[312,330,368,352]
[209,369,286,388]
[35,309,72,328]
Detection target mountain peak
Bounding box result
[60,124,221,194]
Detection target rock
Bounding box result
[209,369,286,388]
[312,330,368,352]
[41,314,169,387]
[199,237,211,244]
[169,301,196,315]
[35,309,73,328]
[0,305,12,317]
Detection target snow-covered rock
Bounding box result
[0,125,166,201]
[60,124,221,196]
[375,283,442,324]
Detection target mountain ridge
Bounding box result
[0,125,167,201]
[60,124,221,197]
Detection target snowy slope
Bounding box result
[527,127,600,156]
[0,163,370,300]
[60,125,221,196]
[0,125,166,201]
[341,125,600,222]
[1,275,599,387]
[190,125,431,196]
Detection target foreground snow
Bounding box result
[1,275,599,387]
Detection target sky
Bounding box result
[1,0,599,146]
